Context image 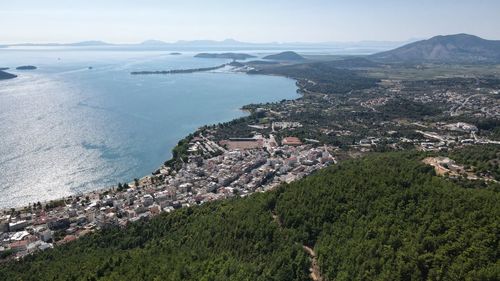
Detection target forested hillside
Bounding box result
[1,153,498,281]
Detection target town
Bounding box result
[2,56,500,262]
[0,129,336,260]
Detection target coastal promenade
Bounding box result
[0,123,336,260]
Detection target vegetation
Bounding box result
[447,144,500,180]
[15,65,37,70]
[163,134,195,170]
[131,64,227,75]
[262,51,305,61]
[381,98,443,119]
[1,153,498,280]
[371,33,500,64]
[249,61,379,94]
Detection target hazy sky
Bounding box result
[2,0,500,44]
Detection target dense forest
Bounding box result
[1,152,498,280]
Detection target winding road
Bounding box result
[271,211,323,281]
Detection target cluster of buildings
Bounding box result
[0,132,335,261]
[413,88,500,119]
[415,122,499,151]
[354,121,500,152]
[173,137,334,196]
[3,76,497,261]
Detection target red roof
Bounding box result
[282,137,302,146]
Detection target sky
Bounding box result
[2,0,500,44]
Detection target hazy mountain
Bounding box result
[1,39,412,53]
[371,34,500,63]
[174,38,251,46]
[140,39,169,46]
[67,40,111,46]
[263,51,305,61]
[9,41,111,47]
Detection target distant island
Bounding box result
[0,67,9,71]
[16,65,37,70]
[0,70,17,80]
[263,51,305,61]
[194,53,256,60]
[131,64,227,75]
[169,52,182,55]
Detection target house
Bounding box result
[9,240,28,252]
[9,220,29,232]
[47,218,70,230]
[57,235,77,245]
[38,230,53,242]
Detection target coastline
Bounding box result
[3,56,500,263]
[0,65,340,262]
[1,68,302,213]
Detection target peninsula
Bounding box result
[0,70,17,80]
[130,63,227,75]
[194,52,256,60]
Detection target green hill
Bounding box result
[371,34,500,64]
[1,153,498,280]
[263,51,305,61]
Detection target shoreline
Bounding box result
[0,65,341,262]
[130,63,228,75]
[0,68,303,213]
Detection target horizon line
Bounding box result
[1,37,426,46]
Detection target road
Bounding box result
[303,245,323,281]
[271,210,323,281]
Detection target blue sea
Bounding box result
[0,47,298,208]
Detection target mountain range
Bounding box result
[371,33,500,63]
[3,34,500,64]
[2,38,413,51]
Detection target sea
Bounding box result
[0,47,302,208]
